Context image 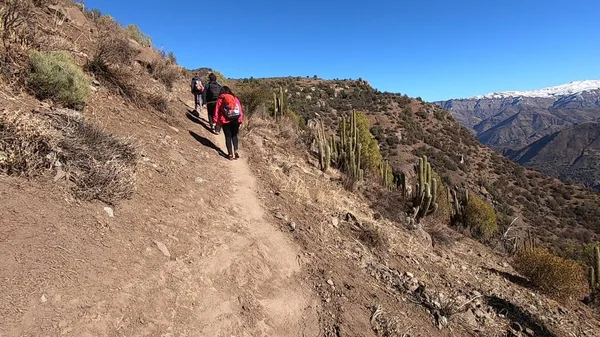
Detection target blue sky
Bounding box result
[84,0,600,101]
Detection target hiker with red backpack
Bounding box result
[213,86,243,160]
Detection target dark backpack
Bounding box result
[205,81,222,103]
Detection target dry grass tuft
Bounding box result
[0,108,59,174]
[0,108,137,204]
[148,57,180,91]
[512,247,588,301]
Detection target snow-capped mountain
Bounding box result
[434,80,600,191]
[472,80,600,99]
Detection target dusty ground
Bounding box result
[2,80,600,337]
[242,116,600,337]
[0,92,320,336]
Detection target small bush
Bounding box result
[0,0,36,82]
[28,51,90,109]
[85,38,140,103]
[512,248,588,301]
[125,24,151,47]
[0,109,59,175]
[353,111,385,174]
[148,58,179,91]
[146,92,169,113]
[0,109,136,204]
[464,194,498,240]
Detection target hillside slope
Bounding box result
[233,77,600,254]
[507,122,600,191]
[2,2,600,337]
[434,83,600,188]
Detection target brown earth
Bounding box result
[0,92,320,336]
[2,2,600,336]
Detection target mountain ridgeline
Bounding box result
[434,81,600,191]
[233,77,600,255]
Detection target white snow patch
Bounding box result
[472,80,600,99]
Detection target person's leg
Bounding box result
[194,93,199,111]
[222,123,234,159]
[231,122,240,158]
[207,102,216,128]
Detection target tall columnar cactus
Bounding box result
[272,86,285,120]
[316,119,330,171]
[379,161,394,190]
[337,111,362,183]
[590,246,600,291]
[449,186,470,224]
[413,155,438,219]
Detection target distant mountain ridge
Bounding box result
[472,80,600,99]
[434,80,600,190]
[506,122,600,190]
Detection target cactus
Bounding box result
[316,119,330,171]
[336,111,363,183]
[591,246,600,291]
[413,155,438,219]
[449,186,470,224]
[595,246,600,283]
[380,160,393,190]
[272,86,285,120]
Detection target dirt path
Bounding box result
[188,113,320,336]
[0,104,320,336]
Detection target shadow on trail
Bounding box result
[189,131,228,158]
[485,295,556,337]
[185,110,214,134]
[484,267,531,288]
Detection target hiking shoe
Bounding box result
[228,154,234,160]
[234,152,240,159]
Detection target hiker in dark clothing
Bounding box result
[202,73,222,132]
[213,86,243,160]
[190,73,204,114]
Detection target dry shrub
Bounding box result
[28,50,91,109]
[0,109,136,204]
[0,108,59,174]
[356,222,388,252]
[148,58,179,91]
[0,0,37,83]
[146,91,169,113]
[52,113,136,203]
[464,194,498,240]
[125,24,151,47]
[512,247,588,301]
[85,37,138,99]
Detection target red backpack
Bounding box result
[221,94,241,121]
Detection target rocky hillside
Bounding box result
[3,2,600,336]
[434,81,600,190]
[506,122,600,191]
[232,76,600,255]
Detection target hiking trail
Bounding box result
[0,103,320,336]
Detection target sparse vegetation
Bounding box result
[0,109,136,204]
[125,24,152,47]
[149,57,180,91]
[464,194,498,240]
[27,50,91,109]
[512,247,588,301]
[0,0,37,83]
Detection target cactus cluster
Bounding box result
[273,86,284,120]
[316,119,330,172]
[380,160,393,190]
[449,186,469,224]
[413,155,438,218]
[338,111,363,182]
[590,246,600,291]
